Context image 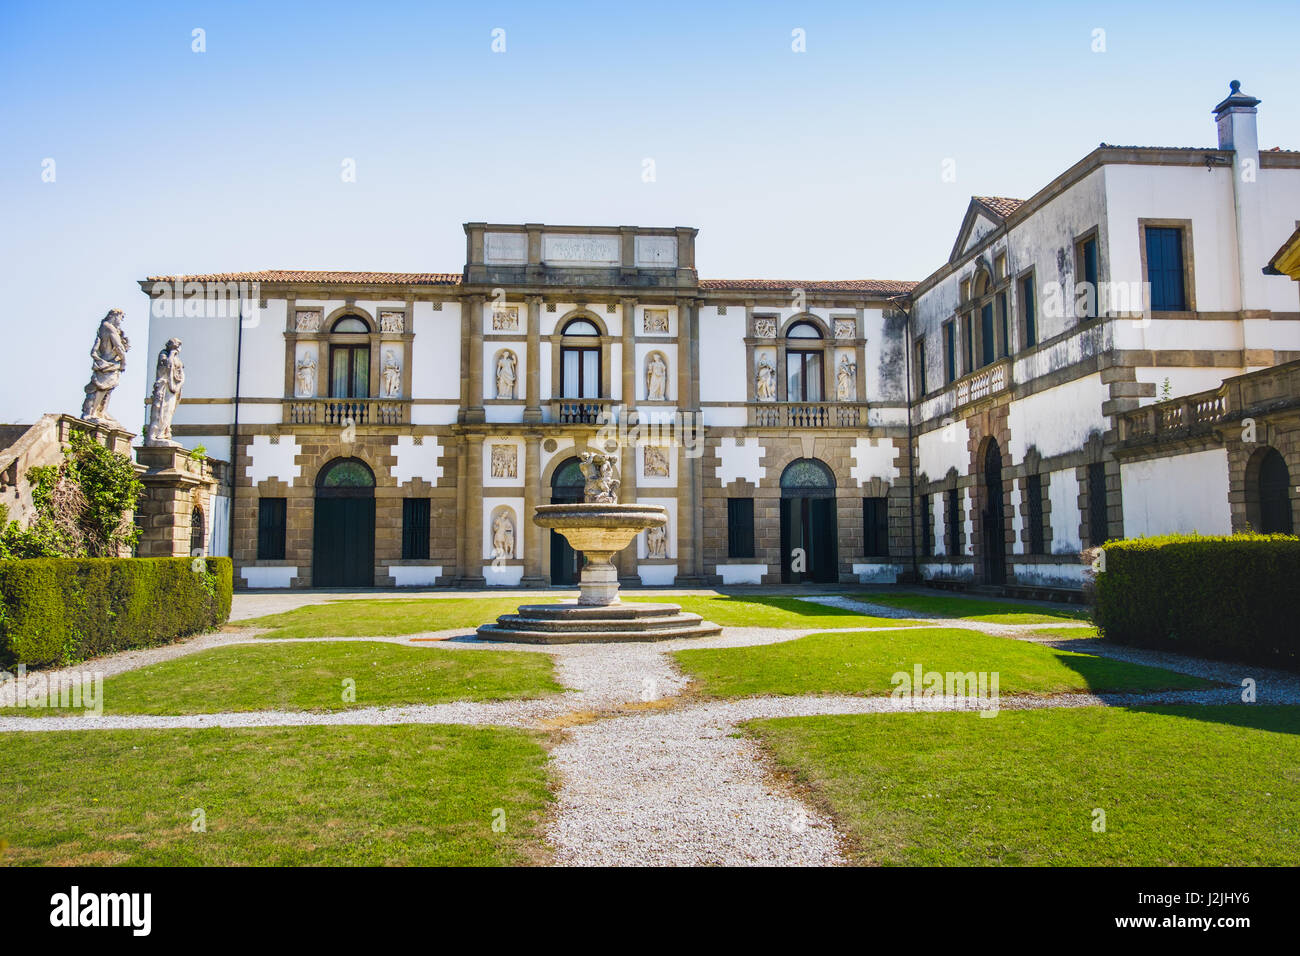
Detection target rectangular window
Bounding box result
[980,302,995,366]
[1021,274,1037,347]
[1078,236,1098,319]
[1026,474,1044,555]
[562,347,600,398]
[920,495,933,556]
[997,291,1009,357]
[257,498,287,560]
[1145,226,1187,311]
[786,350,823,401]
[914,337,927,396]
[943,321,957,384]
[330,345,370,398]
[962,312,974,372]
[1087,463,1108,546]
[402,498,431,560]
[944,487,961,555]
[862,497,889,557]
[727,498,755,559]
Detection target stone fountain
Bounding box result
[477,452,722,643]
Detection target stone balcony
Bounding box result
[749,402,867,428]
[285,398,409,426]
[917,356,1012,424]
[1118,359,1300,448]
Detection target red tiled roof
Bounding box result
[972,196,1026,219]
[144,270,463,285]
[699,278,915,295]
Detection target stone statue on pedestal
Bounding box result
[81,309,130,424]
[145,338,185,446]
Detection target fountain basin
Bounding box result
[533,503,667,606]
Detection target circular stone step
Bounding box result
[476,601,722,644]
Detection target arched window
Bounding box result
[329,314,371,398]
[561,318,601,398]
[780,457,836,497]
[317,457,376,490]
[189,506,205,557]
[1249,447,1293,534]
[785,321,824,401]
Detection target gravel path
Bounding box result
[4,595,1297,867]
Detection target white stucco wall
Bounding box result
[1120,447,1231,537]
[1047,468,1081,553]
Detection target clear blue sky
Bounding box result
[3,0,1298,434]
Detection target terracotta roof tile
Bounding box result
[699,278,915,295]
[972,196,1026,219]
[144,270,463,285]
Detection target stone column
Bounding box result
[461,434,486,587]
[466,295,485,424]
[524,295,542,423]
[674,296,705,584]
[520,431,547,586]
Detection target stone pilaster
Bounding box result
[524,295,542,423]
[460,434,486,587]
[618,440,640,585]
[466,295,485,424]
[520,432,547,586]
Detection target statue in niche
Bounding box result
[645,524,667,558]
[645,351,668,401]
[145,338,185,446]
[491,510,515,559]
[81,308,130,424]
[295,351,317,397]
[495,350,518,399]
[755,355,777,401]
[836,353,857,402]
[381,349,402,398]
[579,451,620,503]
[644,445,670,477]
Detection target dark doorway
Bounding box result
[550,457,584,585]
[981,440,1006,585]
[1257,447,1293,534]
[313,457,375,587]
[779,458,838,583]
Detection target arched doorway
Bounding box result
[189,506,205,557]
[313,457,375,587]
[981,440,1006,585]
[1250,447,1293,534]
[780,458,838,583]
[550,457,584,584]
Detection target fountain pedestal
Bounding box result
[476,502,721,643]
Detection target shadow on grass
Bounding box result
[1128,703,1300,737]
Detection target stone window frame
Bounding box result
[1072,225,1104,323]
[964,261,1010,367]
[550,309,612,401]
[1015,265,1038,351]
[777,312,833,403]
[284,302,413,402]
[1137,218,1197,317]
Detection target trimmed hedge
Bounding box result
[0,557,232,667]
[1094,534,1300,670]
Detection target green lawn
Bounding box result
[2,641,561,716]
[624,594,920,630]
[673,628,1211,698]
[850,591,1090,625]
[748,705,1300,865]
[0,725,553,865]
[241,597,564,638]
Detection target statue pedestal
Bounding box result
[134,445,226,558]
[578,552,620,606]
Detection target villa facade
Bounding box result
[137,83,1300,590]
